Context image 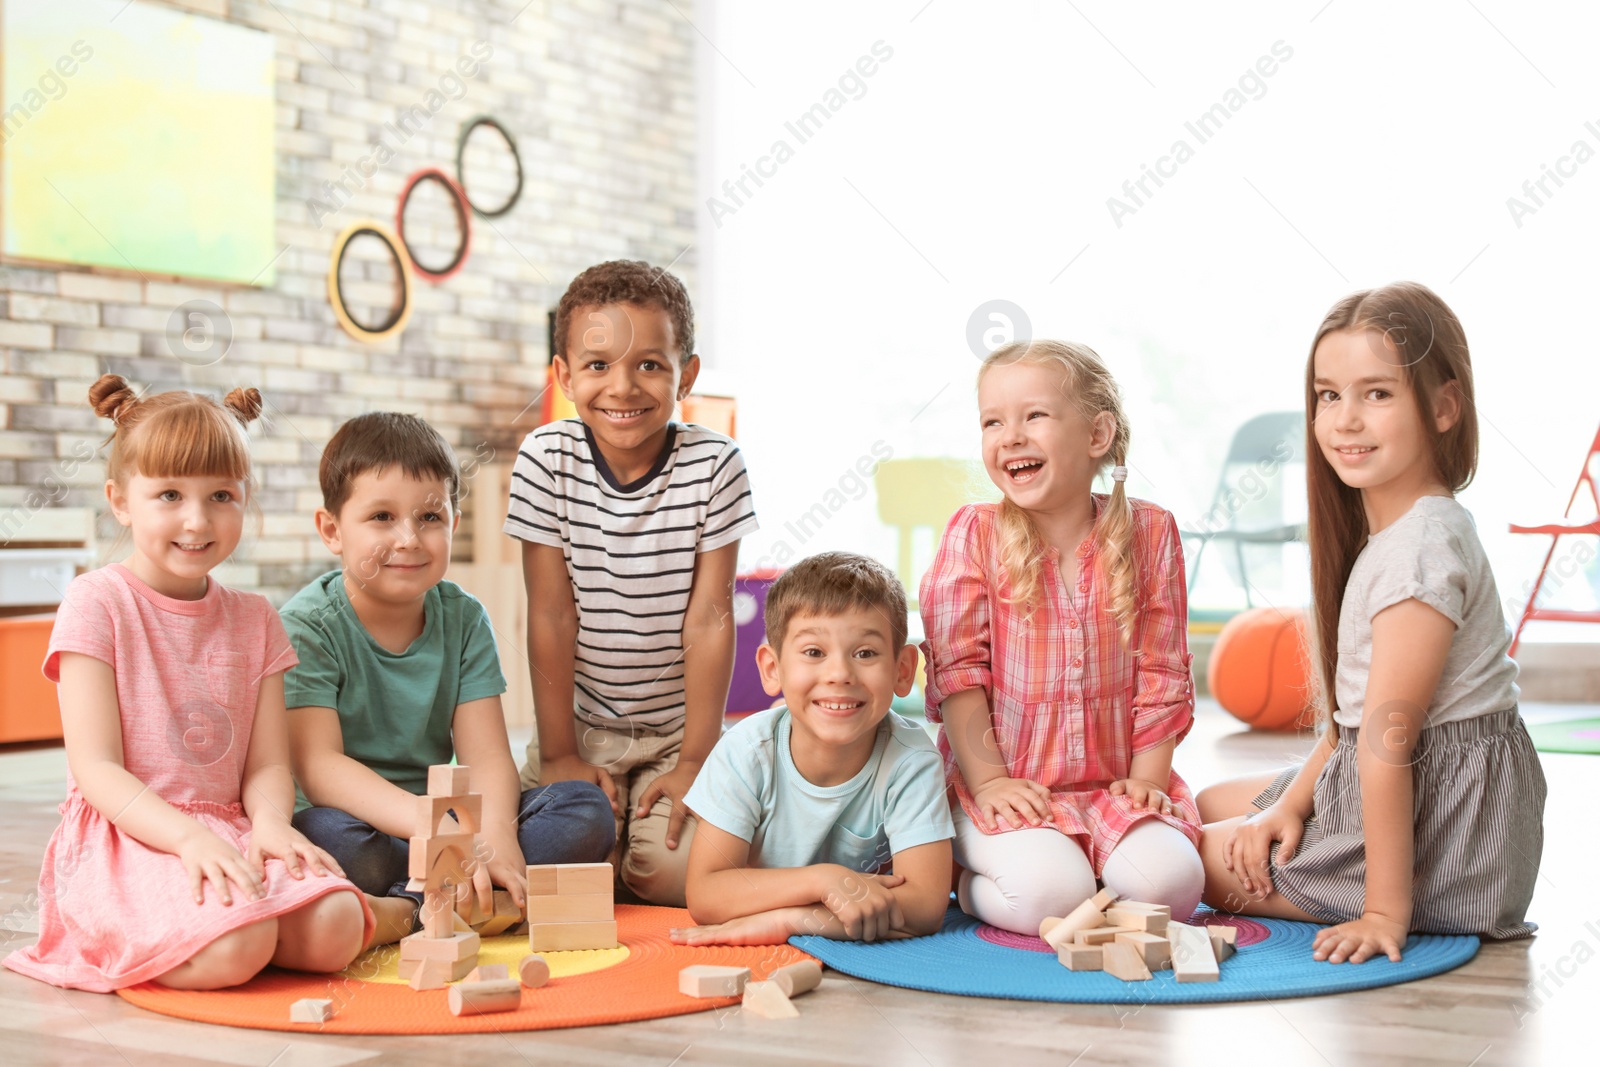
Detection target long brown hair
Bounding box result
[979,340,1138,645]
[1304,282,1478,734]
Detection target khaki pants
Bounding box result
[522,720,696,907]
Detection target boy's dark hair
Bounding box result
[553,259,695,363]
[764,552,908,652]
[320,412,460,516]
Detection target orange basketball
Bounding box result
[1207,606,1315,731]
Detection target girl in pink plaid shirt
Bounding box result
[920,341,1204,935]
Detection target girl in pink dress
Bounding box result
[4,376,372,992]
[921,341,1204,936]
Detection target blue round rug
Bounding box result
[789,906,1480,1003]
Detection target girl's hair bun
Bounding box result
[88,374,139,425]
[223,386,264,426]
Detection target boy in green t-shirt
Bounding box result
[284,413,614,944]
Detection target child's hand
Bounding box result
[1223,802,1306,900]
[478,826,529,909]
[970,776,1052,831]
[634,759,700,850]
[1312,912,1407,964]
[246,818,346,882]
[454,859,496,924]
[819,867,906,941]
[1109,777,1174,816]
[541,753,620,815]
[177,827,264,906]
[670,907,813,946]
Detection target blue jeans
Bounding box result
[292,780,616,901]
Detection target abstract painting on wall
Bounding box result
[1,0,276,285]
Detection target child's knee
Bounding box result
[619,817,692,906]
[285,891,367,972]
[964,864,1097,935]
[517,780,618,865]
[161,918,278,989]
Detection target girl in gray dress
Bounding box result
[1195,281,1546,964]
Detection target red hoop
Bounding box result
[395,167,473,283]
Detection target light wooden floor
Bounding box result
[2,701,1593,1066]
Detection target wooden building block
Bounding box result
[448,978,522,1016]
[408,957,451,990]
[679,964,751,998]
[518,954,550,988]
[769,960,822,998]
[1057,944,1103,971]
[415,793,481,836]
[555,862,614,895]
[427,764,472,796]
[1075,926,1135,946]
[1115,930,1172,971]
[526,864,560,896]
[1105,907,1169,935]
[408,832,474,882]
[741,980,800,1019]
[1170,923,1220,983]
[289,998,333,1023]
[398,954,476,982]
[400,930,481,963]
[1208,925,1237,962]
[1114,900,1171,917]
[476,891,523,936]
[526,892,613,924]
[466,963,509,983]
[528,920,618,951]
[1041,887,1119,951]
[1101,941,1152,982]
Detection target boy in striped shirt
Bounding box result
[505,260,758,906]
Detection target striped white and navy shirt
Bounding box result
[503,419,758,733]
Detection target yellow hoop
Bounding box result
[327,220,415,343]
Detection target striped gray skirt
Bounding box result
[1252,706,1546,939]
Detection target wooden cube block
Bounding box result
[1057,944,1103,971]
[448,977,521,1016]
[399,954,477,982]
[528,920,618,951]
[555,862,614,895]
[466,963,509,983]
[1075,925,1135,946]
[289,998,333,1023]
[1040,887,1119,951]
[769,960,821,998]
[526,892,613,924]
[427,764,471,796]
[679,964,751,998]
[1208,925,1237,962]
[399,930,481,963]
[415,793,481,837]
[1115,930,1171,971]
[1101,941,1152,982]
[476,890,523,937]
[1105,907,1169,935]
[1170,923,1220,983]
[527,864,560,896]
[518,954,550,988]
[408,957,452,990]
[742,980,800,1019]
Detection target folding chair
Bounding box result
[1508,423,1600,656]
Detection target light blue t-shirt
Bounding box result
[684,707,955,874]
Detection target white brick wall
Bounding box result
[0,0,698,603]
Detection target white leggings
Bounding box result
[954,811,1205,935]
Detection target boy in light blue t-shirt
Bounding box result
[671,552,954,945]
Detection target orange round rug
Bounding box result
[116,904,817,1034]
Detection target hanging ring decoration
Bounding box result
[396,167,473,283]
[327,220,414,343]
[455,115,524,219]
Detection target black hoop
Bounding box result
[396,167,472,282]
[455,115,524,219]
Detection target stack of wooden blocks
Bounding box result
[1041,889,1235,983]
[525,862,618,951]
[399,765,484,987]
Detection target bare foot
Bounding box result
[366,894,419,947]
